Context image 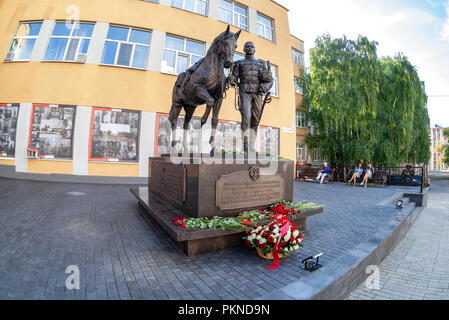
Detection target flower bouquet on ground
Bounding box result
[245,215,303,269]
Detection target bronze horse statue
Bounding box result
[169,26,241,155]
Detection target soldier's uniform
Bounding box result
[229,57,273,152]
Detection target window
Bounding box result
[6,22,42,61]
[294,77,303,94]
[300,40,304,52]
[296,110,306,128]
[172,0,208,16]
[219,1,248,30]
[257,13,274,41]
[144,0,159,2]
[270,64,279,97]
[28,104,75,159]
[101,26,151,69]
[44,22,94,62]
[90,108,140,162]
[0,104,19,157]
[162,35,205,74]
[313,148,321,161]
[292,48,304,66]
[296,142,306,161]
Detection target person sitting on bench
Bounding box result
[316,162,330,184]
[361,162,375,188]
[348,162,363,186]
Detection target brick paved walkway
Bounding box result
[0,178,411,300]
[347,179,449,300]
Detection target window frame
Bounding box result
[171,0,209,16]
[296,110,306,128]
[257,12,275,42]
[218,0,248,31]
[292,48,304,66]
[296,142,307,161]
[161,34,205,75]
[294,77,304,94]
[100,25,152,70]
[6,21,43,62]
[44,21,95,62]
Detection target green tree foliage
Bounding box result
[305,35,430,167]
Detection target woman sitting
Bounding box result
[361,162,375,188]
[348,163,363,185]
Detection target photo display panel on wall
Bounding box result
[89,108,140,162]
[155,113,202,156]
[155,113,280,156]
[28,104,75,159]
[0,104,19,157]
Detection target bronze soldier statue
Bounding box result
[227,41,274,153]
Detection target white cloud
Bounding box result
[277,0,449,127]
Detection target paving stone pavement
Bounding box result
[347,178,449,300]
[0,177,412,300]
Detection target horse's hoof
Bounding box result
[210,148,215,157]
[209,137,214,144]
[171,141,177,148]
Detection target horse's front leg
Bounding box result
[195,86,215,127]
[210,97,223,156]
[168,102,182,152]
[182,106,195,154]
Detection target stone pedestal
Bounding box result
[148,154,294,218]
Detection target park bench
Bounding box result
[298,165,335,183]
[346,169,388,186]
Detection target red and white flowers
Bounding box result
[245,219,303,257]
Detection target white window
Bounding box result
[294,77,303,94]
[162,35,205,74]
[296,142,306,161]
[44,22,94,62]
[172,0,208,16]
[296,110,306,128]
[101,26,151,69]
[219,1,248,30]
[313,148,321,161]
[270,64,279,97]
[300,40,305,52]
[292,48,304,66]
[6,22,42,61]
[257,13,274,41]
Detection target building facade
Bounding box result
[430,125,448,171]
[0,0,302,180]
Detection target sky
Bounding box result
[276,0,449,128]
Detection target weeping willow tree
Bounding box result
[305,34,430,167]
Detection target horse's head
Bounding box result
[216,25,241,68]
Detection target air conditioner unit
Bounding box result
[76,53,87,63]
[5,52,15,61]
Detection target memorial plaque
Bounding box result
[216,171,284,211]
[151,161,186,203]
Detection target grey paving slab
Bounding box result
[347,179,449,300]
[0,177,412,300]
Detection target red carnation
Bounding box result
[280,241,286,247]
[290,236,295,242]
[262,232,267,238]
[268,236,274,243]
[278,247,284,253]
[246,240,251,247]
[261,244,267,250]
